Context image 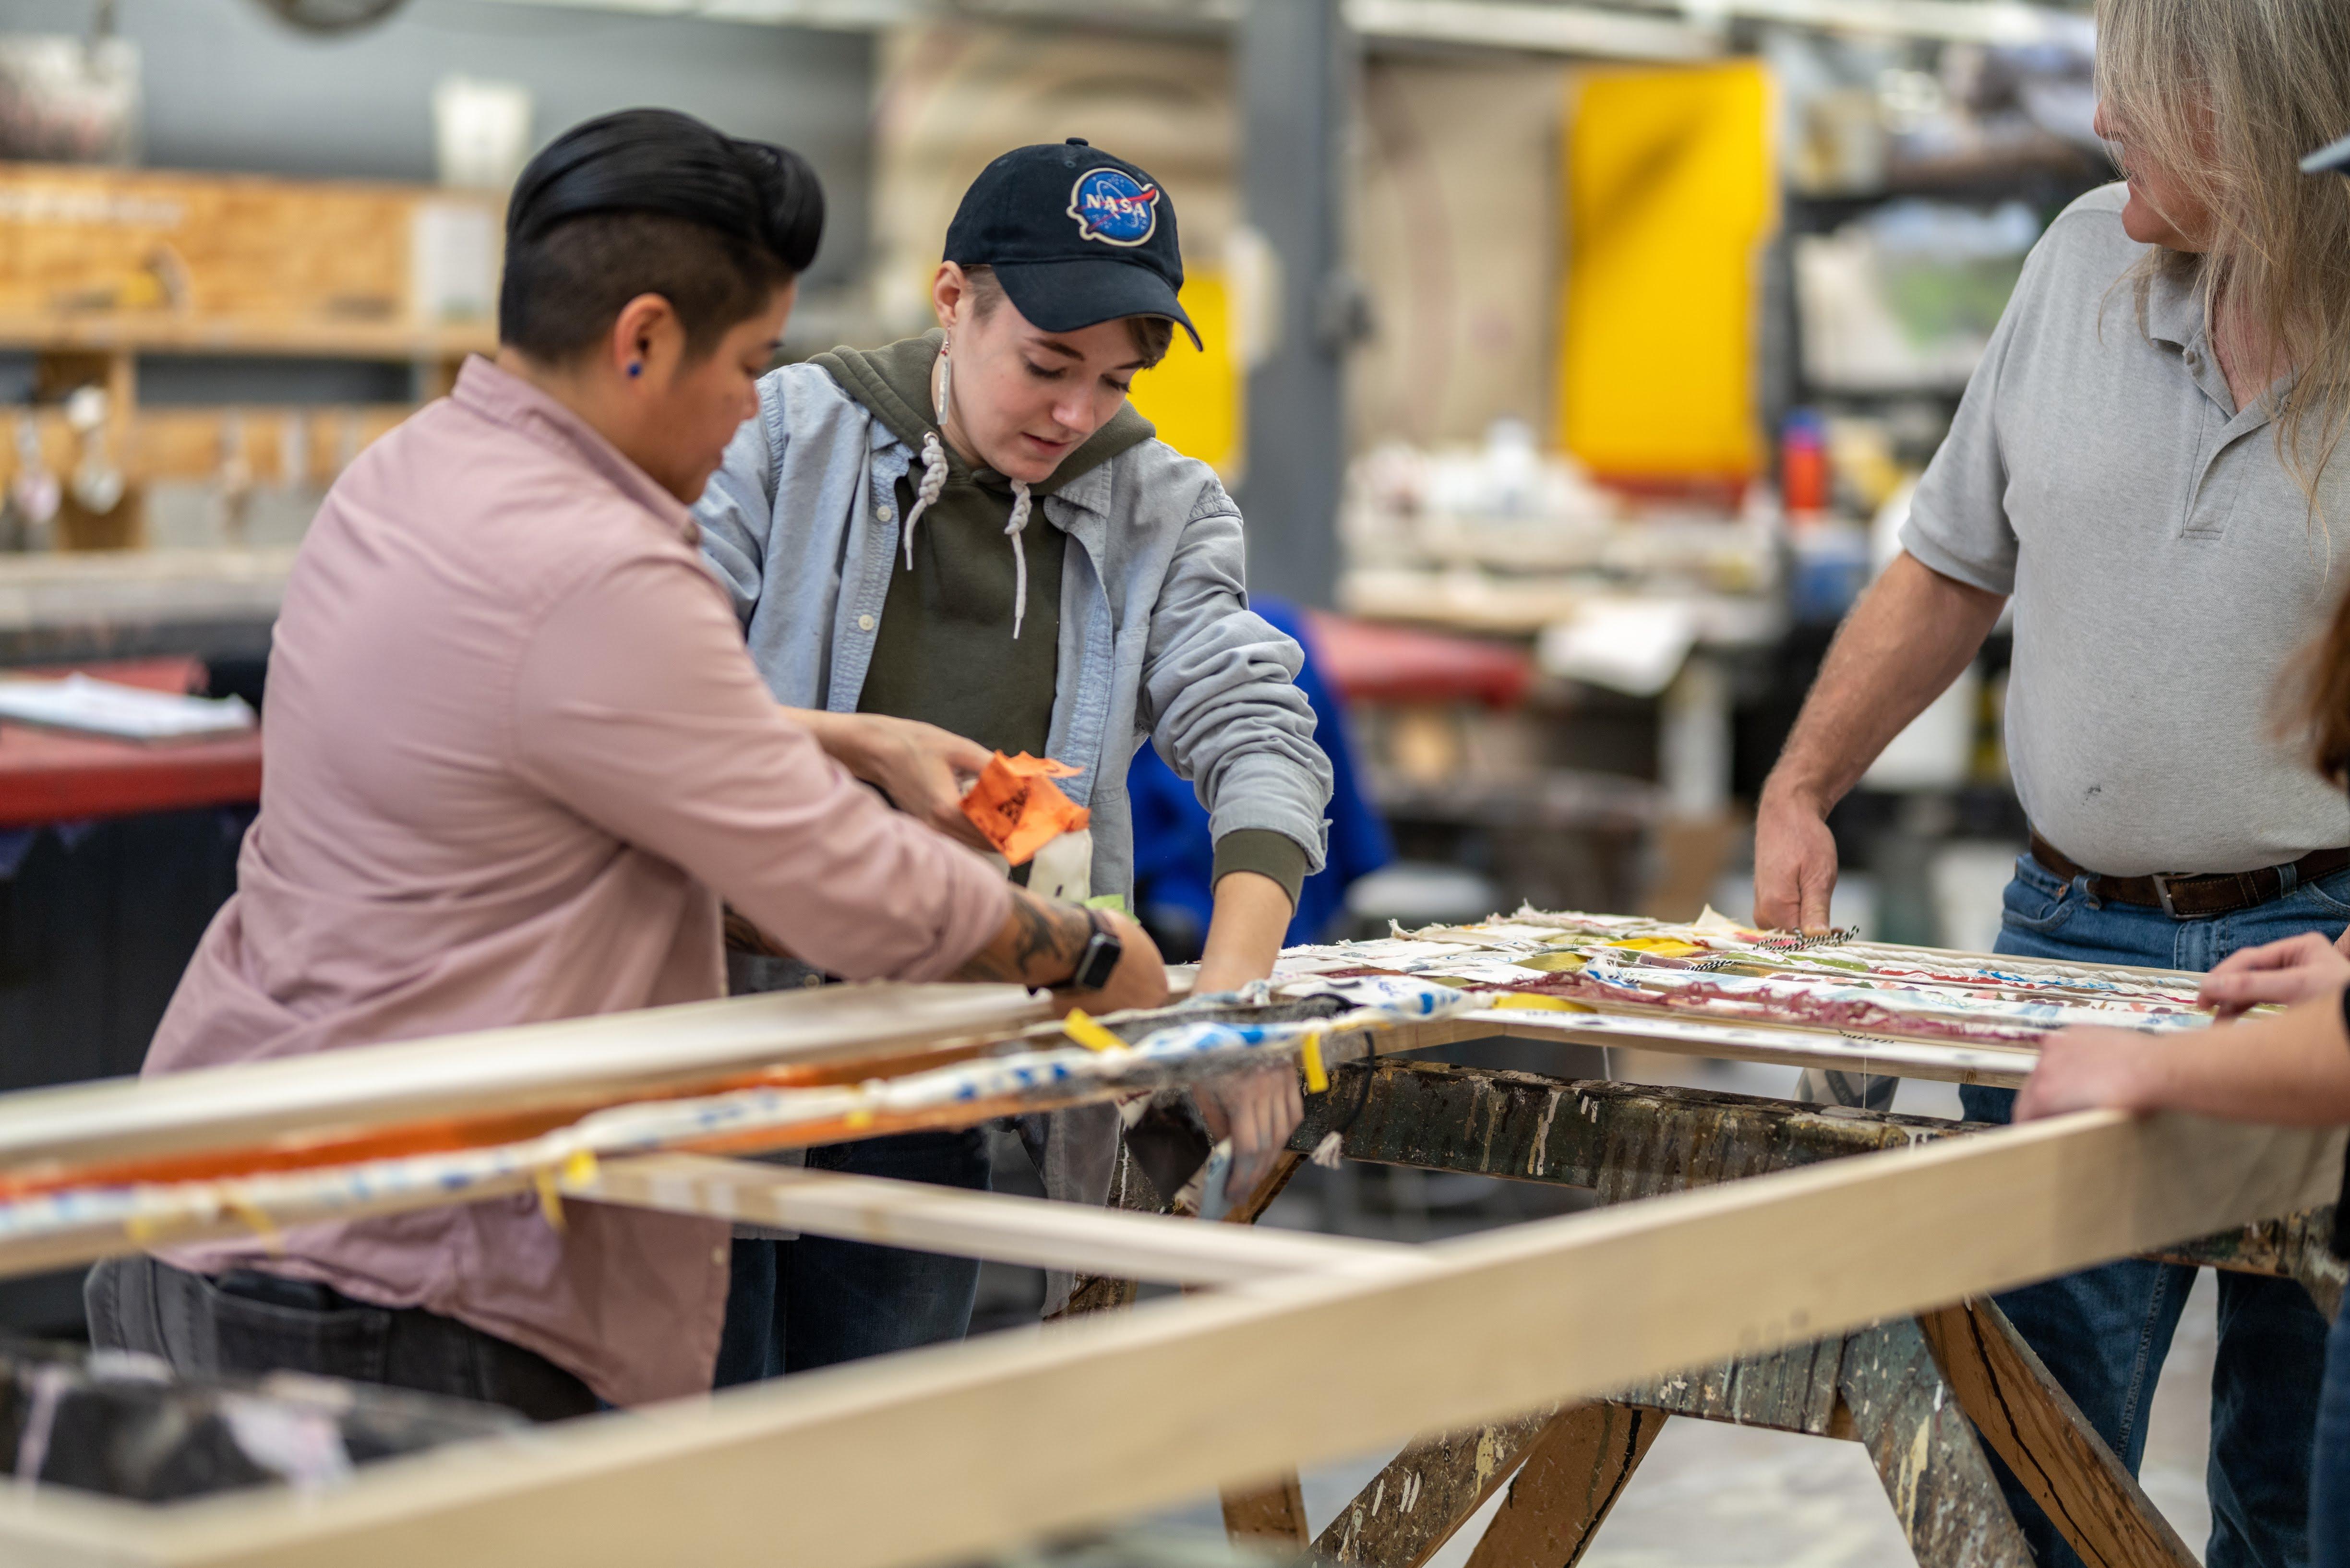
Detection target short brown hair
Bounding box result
[962,264,1176,367]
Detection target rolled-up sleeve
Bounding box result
[509,554,1010,981]
[1140,480,1333,877]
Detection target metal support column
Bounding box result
[1236,0,1357,608]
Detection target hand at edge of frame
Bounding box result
[1753,779,1840,934]
[1192,1065,1305,1207]
[2014,1026,2170,1122]
[2200,931,2350,1019]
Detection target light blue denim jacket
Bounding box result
[694,360,1332,903]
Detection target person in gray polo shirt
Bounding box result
[1754,1,2350,1562]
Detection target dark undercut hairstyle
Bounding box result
[499,108,825,367]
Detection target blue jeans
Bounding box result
[711,1126,990,1385]
[2316,1294,2350,1568]
[1962,851,2347,1568]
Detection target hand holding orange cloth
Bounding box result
[959,752,1090,866]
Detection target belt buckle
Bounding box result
[2149,872,2184,919]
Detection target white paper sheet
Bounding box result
[0,673,256,742]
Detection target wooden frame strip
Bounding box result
[576,1154,1405,1286]
[0,1168,545,1282]
[0,982,1046,1173]
[0,1148,1391,1293]
[0,1108,2325,1568]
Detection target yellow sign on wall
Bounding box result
[1126,269,1241,482]
[1558,61,1775,485]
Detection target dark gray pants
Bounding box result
[86,1256,596,1424]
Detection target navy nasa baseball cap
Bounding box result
[943,139,1202,351]
[2304,130,2350,175]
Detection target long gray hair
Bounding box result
[2097,0,2350,517]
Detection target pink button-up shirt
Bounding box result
[149,357,1012,1405]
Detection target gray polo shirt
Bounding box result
[1901,183,2350,877]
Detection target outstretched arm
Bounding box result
[1194,870,1292,993]
[2018,993,2350,1126]
[1190,870,1303,1200]
[1135,487,1331,1200]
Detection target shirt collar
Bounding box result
[2136,260,2270,419]
[2141,260,2206,352]
[450,356,701,546]
[1050,461,1115,519]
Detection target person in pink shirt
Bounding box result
[83,108,1165,1420]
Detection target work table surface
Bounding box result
[0,656,263,829]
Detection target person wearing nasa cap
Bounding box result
[695,139,1332,1382]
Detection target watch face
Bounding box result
[1078,929,1122,991]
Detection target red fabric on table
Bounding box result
[1301,610,1534,709]
[0,657,264,829]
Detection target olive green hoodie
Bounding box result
[811,330,1152,761]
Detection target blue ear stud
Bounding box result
[627,361,643,378]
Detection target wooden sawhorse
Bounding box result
[1067,1060,2342,1568]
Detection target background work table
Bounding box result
[0,656,263,829]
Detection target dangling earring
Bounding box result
[934,332,951,428]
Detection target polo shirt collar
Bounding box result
[2137,261,2276,423]
[2141,258,2206,352]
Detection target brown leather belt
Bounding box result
[2028,831,2350,920]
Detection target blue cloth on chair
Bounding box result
[1129,597,1390,949]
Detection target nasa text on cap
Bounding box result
[942,138,1202,351]
[1067,165,1160,247]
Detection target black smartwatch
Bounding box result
[1069,910,1123,992]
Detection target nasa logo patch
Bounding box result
[1066,167,1160,248]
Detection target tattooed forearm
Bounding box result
[955,887,1091,986]
[1011,894,1085,975]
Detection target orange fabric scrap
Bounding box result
[959,751,1090,866]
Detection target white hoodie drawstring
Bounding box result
[1006,481,1032,640]
[899,431,1035,643]
[901,431,948,570]
[907,333,1033,641]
